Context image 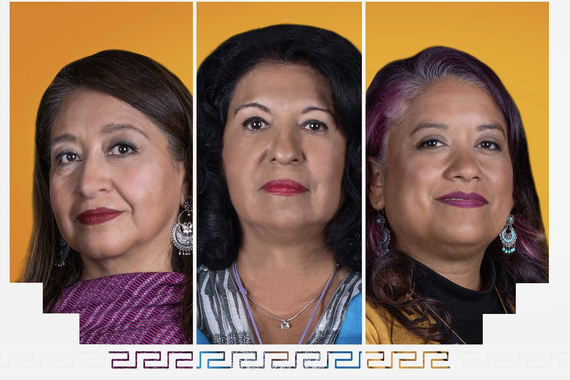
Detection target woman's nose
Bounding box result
[270,126,305,165]
[444,147,483,182]
[76,156,112,198]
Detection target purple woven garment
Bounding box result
[47,272,188,344]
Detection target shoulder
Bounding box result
[197,266,230,284]
[366,302,394,344]
[366,302,438,345]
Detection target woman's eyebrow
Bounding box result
[301,106,334,116]
[476,123,506,138]
[50,133,76,148]
[234,102,270,116]
[410,122,448,136]
[101,123,149,140]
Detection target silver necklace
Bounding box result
[245,268,339,330]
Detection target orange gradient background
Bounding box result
[10,2,193,281]
[197,2,361,66]
[367,2,549,237]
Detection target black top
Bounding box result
[412,255,506,344]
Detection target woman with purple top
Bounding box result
[23,50,193,344]
[365,46,548,344]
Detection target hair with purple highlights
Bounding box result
[366,46,548,343]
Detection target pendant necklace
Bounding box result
[232,261,339,344]
[246,287,323,330]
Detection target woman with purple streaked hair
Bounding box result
[365,46,548,344]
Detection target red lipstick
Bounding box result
[262,179,308,196]
[437,191,488,208]
[78,208,122,225]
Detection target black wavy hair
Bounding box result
[197,24,362,271]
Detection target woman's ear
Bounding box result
[367,157,385,210]
[180,177,190,207]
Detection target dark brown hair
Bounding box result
[22,50,193,342]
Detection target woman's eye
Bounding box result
[303,120,328,132]
[242,117,268,131]
[418,139,444,149]
[110,143,137,155]
[56,152,80,164]
[477,141,501,151]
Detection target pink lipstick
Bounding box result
[262,179,308,196]
[437,191,488,208]
[78,208,122,225]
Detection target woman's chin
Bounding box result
[435,230,497,253]
[246,216,328,236]
[402,220,495,252]
[73,241,131,262]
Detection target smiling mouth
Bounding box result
[77,208,123,225]
[262,179,308,196]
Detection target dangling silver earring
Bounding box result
[499,214,517,255]
[55,235,70,267]
[376,207,391,255]
[170,198,193,255]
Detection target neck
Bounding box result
[80,238,174,281]
[234,228,344,345]
[235,226,340,310]
[403,246,485,291]
[238,225,337,276]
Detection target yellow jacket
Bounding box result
[366,301,440,344]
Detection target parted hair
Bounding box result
[23,50,193,342]
[366,46,548,343]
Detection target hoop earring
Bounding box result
[171,198,193,256]
[499,214,517,255]
[55,235,70,267]
[376,207,391,255]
